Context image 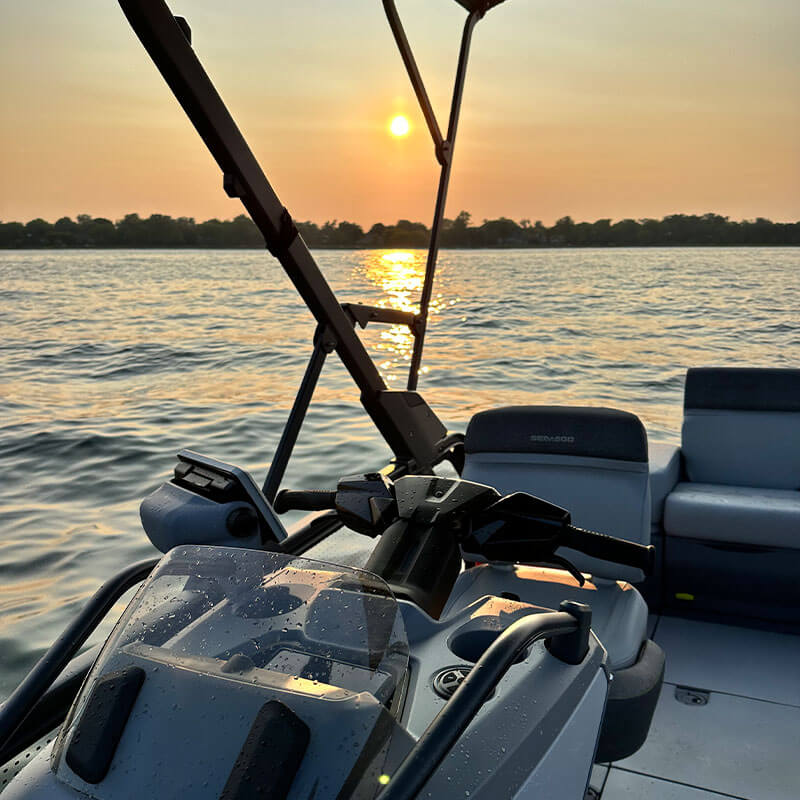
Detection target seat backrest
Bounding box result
[463,406,651,582]
[682,368,800,489]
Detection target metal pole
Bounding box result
[382,0,446,162]
[262,329,335,502]
[401,11,482,391]
[119,0,451,471]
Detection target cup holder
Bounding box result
[448,622,528,664]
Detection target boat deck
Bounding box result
[589,614,800,800]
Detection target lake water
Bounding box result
[1,246,798,698]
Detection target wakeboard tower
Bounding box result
[0,2,665,798]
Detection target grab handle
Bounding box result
[273,489,336,514]
[563,525,655,575]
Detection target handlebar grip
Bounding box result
[562,525,655,575]
[273,489,337,514]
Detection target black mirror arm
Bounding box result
[382,0,484,391]
[382,0,446,157]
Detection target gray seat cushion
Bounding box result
[664,482,800,549]
[682,410,800,489]
[681,368,800,489]
[445,565,648,670]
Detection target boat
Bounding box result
[1,1,798,798]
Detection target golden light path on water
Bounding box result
[357,250,460,384]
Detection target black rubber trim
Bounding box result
[684,367,800,412]
[273,489,336,514]
[594,639,665,763]
[64,666,145,784]
[465,406,648,462]
[563,525,655,576]
[220,700,310,800]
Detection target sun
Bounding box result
[389,115,410,137]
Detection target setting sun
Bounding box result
[389,114,410,137]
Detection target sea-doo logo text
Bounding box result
[529,434,575,444]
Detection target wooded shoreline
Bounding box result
[2,212,798,249]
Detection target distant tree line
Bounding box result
[1,211,798,249]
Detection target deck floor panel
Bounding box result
[589,763,610,795]
[653,616,800,707]
[614,682,800,800]
[603,769,747,799]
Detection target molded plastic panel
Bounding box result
[443,565,647,670]
[396,596,609,799]
[662,535,800,623]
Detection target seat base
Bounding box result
[663,535,800,624]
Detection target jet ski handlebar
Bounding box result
[275,475,655,577]
[562,524,655,575]
[273,489,337,514]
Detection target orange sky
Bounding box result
[2,0,799,227]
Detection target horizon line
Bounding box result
[3,211,800,227]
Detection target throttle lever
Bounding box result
[334,473,397,535]
[461,491,655,576]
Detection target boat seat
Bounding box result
[665,482,800,549]
[459,406,663,763]
[660,367,800,621]
[461,406,653,667]
[680,367,800,490]
[463,406,652,582]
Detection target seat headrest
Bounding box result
[465,406,648,462]
[685,368,800,412]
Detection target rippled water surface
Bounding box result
[1,247,798,696]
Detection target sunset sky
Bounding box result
[1,0,799,227]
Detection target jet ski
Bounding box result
[4,1,796,798]
[0,463,660,799]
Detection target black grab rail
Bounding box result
[377,601,592,800]
[0,558,159,758]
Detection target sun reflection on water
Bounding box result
[357,250,455,383]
